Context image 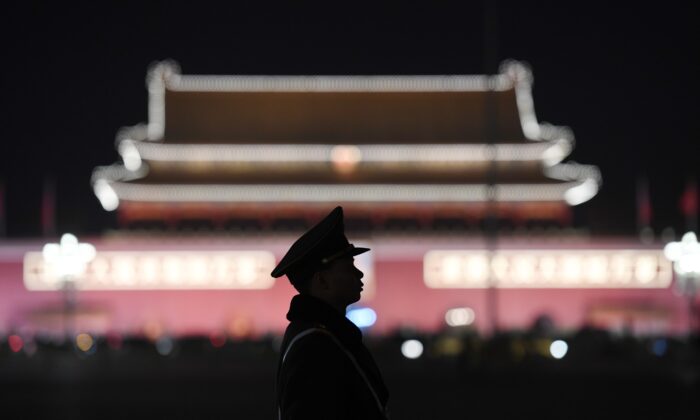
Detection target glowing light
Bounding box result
[155,336,174,356]
[635,255,659,284]
[94,179,119,211]
[236,257,258,286]
[143,320,164,342]
[187,256,209,285]
[346,307,377,328]
[539,256,557,282]
[549,340,568,359]
[561,256,582,283]
[119,139,142,171]
[424,250,672,289]
[584,256,608,284]
[610,255,633,284]
[434,337,463,356]
[541,139,571,166]
[441,255,464,285]
[160,66,507,93]
[92,182,592,204]
[163,256,183,285]
[41,234,96,282]
[227,317,253,339]
[75,333,95,352]
[127,142,563,164]
[113,255,137,286]
[8,335,24,353]
[512,255,537,284]
[564,178,599,206]
[137,257,160,285]
[401,339,424,359]
[445,307,475,327]
[24,250,276,291]
[209,333,226,348]
[331,145,362,173]
[664,232,700,276]
[651,339,667,357]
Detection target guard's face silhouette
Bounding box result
[321,256,365,308]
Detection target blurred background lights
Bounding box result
[42,233,97,280]
[434,336,464,356]
[155,336,174,356]
[8,335,24,353]
[549,340,568,359]
[466,255,489,283]
[143,320,165,342]
[346,307,377,328]
[651,338,667,357]
[227,316,253,339]
[107,332,123,350]
[330,145,362,174]
[209,332,226,348]
[75,333,95,353]
[401,339,424,359]
[445,307,475,327]
[664,232,700,276]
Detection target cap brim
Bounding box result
[349,247,370,257]
[335,246,370,261]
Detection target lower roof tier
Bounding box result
[137,160,564,184]
[93,160,599,211]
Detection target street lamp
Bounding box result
[664,231,700,334]
[42,233,96,338]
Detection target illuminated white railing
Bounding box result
[124,141,571,165]
[24,251,277,290]
[104,182,583,203]
[424,249,673,289]
[24,245,375,295]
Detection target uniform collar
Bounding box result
[286,294,363,344]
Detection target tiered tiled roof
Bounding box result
[92,60,600,227]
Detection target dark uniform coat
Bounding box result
[276,294,389,420]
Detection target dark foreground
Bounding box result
[1,330,698,419]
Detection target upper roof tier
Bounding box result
[143,60,563,145]
[162,90,526,144]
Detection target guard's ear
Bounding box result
[311,271,329,291]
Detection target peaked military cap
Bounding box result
[271,206,369,281]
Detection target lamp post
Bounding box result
[42,233,96,338]
[664,232,700,335]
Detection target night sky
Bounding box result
[1,1,698,238]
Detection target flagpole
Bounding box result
[42,177,56,237]
[636,175,653,243]
[680,176,697,233]
[483,0,500,336]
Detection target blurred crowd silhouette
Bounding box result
[1,324,697,419]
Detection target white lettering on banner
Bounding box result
[424,250,673,289]
[23,251,277,291]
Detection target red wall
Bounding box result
[0,237,695,338]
